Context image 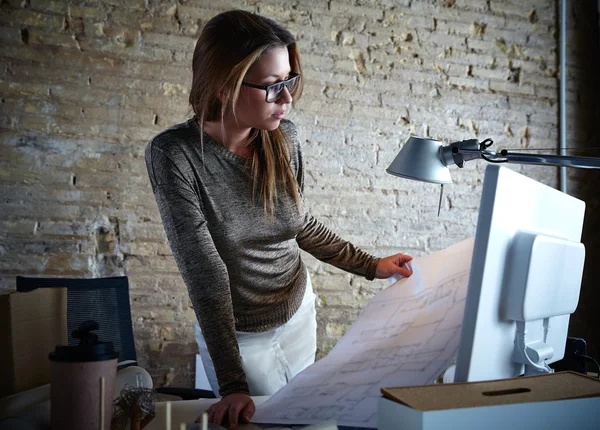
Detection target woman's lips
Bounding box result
[272,112,285,119]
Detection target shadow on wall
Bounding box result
[567,1,600,360]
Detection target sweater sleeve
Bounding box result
[296,215,380,280]
[145,142,249,397]
[287,122,380,281]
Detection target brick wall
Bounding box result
[1,0,598,388]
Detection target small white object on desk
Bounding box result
[442,365,456,384]
[99,376,105,430]
[166,401,171,430]
[114,365,153,399]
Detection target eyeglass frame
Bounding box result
[241,72,301,103]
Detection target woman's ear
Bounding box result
[215,80,233,105]
[215,88,226,104]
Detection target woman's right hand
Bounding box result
[198,393,256,430]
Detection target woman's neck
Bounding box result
[203,118,253,159]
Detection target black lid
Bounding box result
[49,320,119,362]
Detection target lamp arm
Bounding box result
[445,138,600,170]
[500,151,600,169]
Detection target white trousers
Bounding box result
[195,273,317,397]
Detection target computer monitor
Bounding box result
[453,165,587,382]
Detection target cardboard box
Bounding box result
[0,288,67,398]
[378,372,600,430]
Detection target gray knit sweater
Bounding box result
[145,118,379,396]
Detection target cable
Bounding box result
[481,152,507,163]
[476,139,507,163]
[478,138,494,150]
[515,321,554,375]
[522,346,553,375]
[579,355,600,379]
[543,318,550,344]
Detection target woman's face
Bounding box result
[234,46,293,131]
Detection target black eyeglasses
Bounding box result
[242,72,301,103]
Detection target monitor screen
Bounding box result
[453,165,586,382]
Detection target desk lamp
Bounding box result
[387,136,600,182]
[386,136,600,215]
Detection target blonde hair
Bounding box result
[189,10,304,215]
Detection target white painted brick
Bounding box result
[422,32,469,49]
[329,1,384,21]
[303,53,336,71]
[489,79,535,96]
[448,76,490,91]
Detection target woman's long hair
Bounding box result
[189,10,304,215]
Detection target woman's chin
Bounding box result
[260,118,282,131]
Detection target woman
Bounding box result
[145,10,413,428]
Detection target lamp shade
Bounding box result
[386,136,452,184]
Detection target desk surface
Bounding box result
[146,396,270,430]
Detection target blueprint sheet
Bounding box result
[252,238,475,428]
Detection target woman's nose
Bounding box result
[277,86,293,104]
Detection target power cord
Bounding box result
[478,138,508,164]
[579,354,600,379]
[515,321,554,375]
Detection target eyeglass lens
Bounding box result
[267,75,299,102]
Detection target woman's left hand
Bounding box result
[375,253,413,279]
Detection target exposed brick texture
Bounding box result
[1,0,598,388]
